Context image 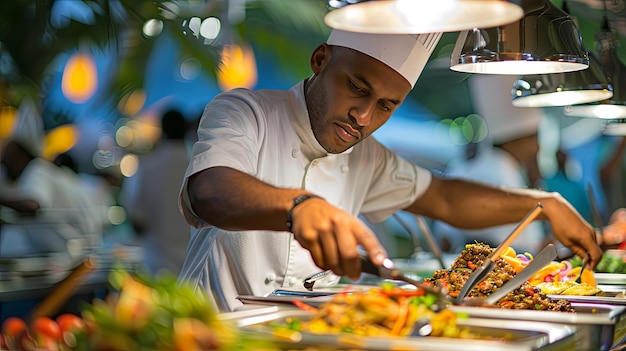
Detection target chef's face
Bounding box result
[305,44,411,154]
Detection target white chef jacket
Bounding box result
[0,158,95,257]
[178,80,432,312]
[432,146,545,254]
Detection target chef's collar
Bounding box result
[289,80,353,161]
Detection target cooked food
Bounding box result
[527,255,604,296]
[535,281,604,296]
[271,285,477,338]
[425,243,575,311]
[562,283,604,296]
[534,281,572,295]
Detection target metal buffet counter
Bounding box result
[221,306,578,351]
[219,282,626,351]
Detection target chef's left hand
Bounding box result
[599,208,626,248]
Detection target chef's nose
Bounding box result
[350,100,375,126]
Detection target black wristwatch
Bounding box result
[286,194,322,232]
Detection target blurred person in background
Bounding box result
[53,152,110,249]
[542,113,626,249]
[596,135,626,248]
[178,30,602,312]
[599,136,626,219]
[0,97,92,259]
[433,74,546,254]
[120,108,192,276]
[541,149,593,224]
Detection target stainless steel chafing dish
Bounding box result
[220,306,576,351]
[448,303,626,351]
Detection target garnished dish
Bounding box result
[528,257,604,296]
[247,283,577,350]
[425,243,575,311]
[270,284,473,338]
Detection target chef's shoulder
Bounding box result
[206,87,292,116]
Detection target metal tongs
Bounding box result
[359,253,450,310]
[410,244,558,337]
[481,243,557,305]
[455,202,544,304]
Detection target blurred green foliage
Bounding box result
[0,0,329,111]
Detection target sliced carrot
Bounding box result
[291,299,318,313]
[380,288,426,297]
[391,297,410,336]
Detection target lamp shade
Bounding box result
[565,28,626,119]
[602,119,626,136]
[512,52,613,108]
[450,0,589,75]
[324,0,524,34]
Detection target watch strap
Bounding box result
[286,194,322,232]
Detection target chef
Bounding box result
[178,29,602,312]
[0,97,94,258]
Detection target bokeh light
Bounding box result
[43,124,79,160]
[117,89,146,117]
[61,52,98,104]
[108,205,127,225]
[217,43,257,91]
[120,153,139,177]
[143,19,163,37]
[0,106,17,139]
[436,114,488,145]
[200,17,221,40]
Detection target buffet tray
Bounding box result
[547,292,626,306]
[237,294,334,307]
[221,307,576,351]
[595,273,626,285]
[448,302,626,351]
[237,284,386,308]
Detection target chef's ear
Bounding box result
[310,43,330,75]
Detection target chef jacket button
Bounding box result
[340,164,349,173]
[291,149,299,158]
[288,277,298,286]
[265,273,276,283]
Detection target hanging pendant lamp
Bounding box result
[512,51,613,108]
[564,16,626,120]
[450,0,589,75]
[510,0,612,107]
[324,0,524,34]
[603,119,626,135]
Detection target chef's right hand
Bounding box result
[288,196,387,281]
